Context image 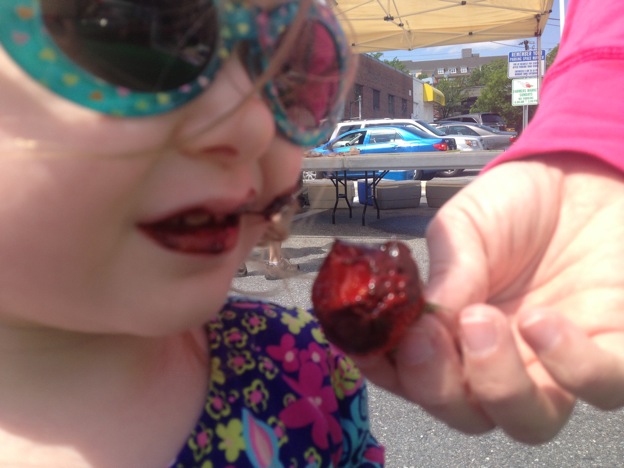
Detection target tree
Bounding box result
[435,77,470,119]
[546,45,559,69]
[470,58,525,131]
[366,53,410,73]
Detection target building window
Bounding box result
[373,89,380,111]
[449,67,457,74]
[401,98,408,116]
[437,67,445,75]
[460,66,468,74]
[388,94,395,116]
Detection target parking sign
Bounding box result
[508,50,545,79]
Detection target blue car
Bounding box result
[308,126,448,180]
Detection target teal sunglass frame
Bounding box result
[0,0,351,147]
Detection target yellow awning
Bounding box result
[423,84,445,106]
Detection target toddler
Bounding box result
[0,0,383,466]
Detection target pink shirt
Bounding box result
[488,0,624,173]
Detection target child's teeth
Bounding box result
[183,213,211,227]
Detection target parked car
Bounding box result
[307,126,448,180]
[328,118,484,177]
[441,112,508,131]
[435,122,517,150]
[328,118,457,149]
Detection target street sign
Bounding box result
[508,50,545,79]
[512,78,539,106]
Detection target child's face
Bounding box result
[0,0,345,336]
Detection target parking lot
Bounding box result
[232,172,624,467]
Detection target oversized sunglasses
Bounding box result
[0,0,351,146]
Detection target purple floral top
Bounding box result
[170,297,384,467]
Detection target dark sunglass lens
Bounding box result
[273,20,341,130]
[41,0,218,92]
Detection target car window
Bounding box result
[369,130,396,143]
[450,125,478,136]
[482,114,505,126]
[477,124,498,133]
[398,125,430,139]
[415,120,446,137]
[334,124,360,137]
[332,131,365,148]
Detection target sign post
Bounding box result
[509,51,544,131]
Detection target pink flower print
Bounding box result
[304,447,322,467]
[206,388,233,420]
[267,416,289,447]
[224,327,248,348]
[279,363,342,450]
[227,350,255,375]
[260,303,279,318]
[258,356,279,380]
[188,424,214,461]
[221,309,238,320]
[300,342,329,374]
[329,349,363,399]
[243,379,269,412]
[196,431,209,448]
[266,334,300,373]
[242,312,267,334]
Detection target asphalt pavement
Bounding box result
[231,173,624,468]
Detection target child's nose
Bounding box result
[173,57,276,164]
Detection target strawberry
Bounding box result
[311,239,426,356]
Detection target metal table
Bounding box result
[302,151,502,225]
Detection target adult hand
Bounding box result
[356,154,624,443]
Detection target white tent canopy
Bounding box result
[332,0,554,53]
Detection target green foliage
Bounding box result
[366,53,410,73]
[435,77,470,119]
[546,45,559,69]
[470,58,525,130]
[385,57,409,73]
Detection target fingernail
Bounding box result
[520,312,561,352]
[403,328,435,365]
[461,310,497,355]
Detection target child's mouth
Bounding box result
[139,209,240,255]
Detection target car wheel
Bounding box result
[412,170,423,180]
[437,169,464,177]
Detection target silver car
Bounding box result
[412,120,483,152]
[436,122,517,150]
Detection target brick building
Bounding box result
[341,54,413,120]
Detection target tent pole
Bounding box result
[559,0,566,37]
[537,33,542,90]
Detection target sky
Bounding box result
[380,0,568,62]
